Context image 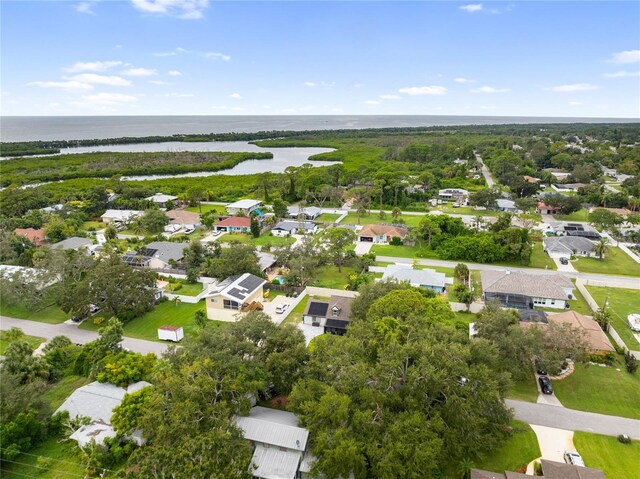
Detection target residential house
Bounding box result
[543,236,597,258]
[357,224,409,244]
[214,216,252,233]
[50,237,93,252]
[122,241,187,269]
[481,270,575,309]
[0,264,57,288]
[145,192,178,208]
[287,205,322,220]
[546,311,614,355]
[271,220,319,237]
[471,459,605,479]
[40,203,65,214]
[303,295,355,335]
[226,199,263,216]
[536,202,562,215]
[14,227,47,246]
[55,381,151,447]
[496,199,518,213]
[256,251,277,275]
[553,222,601,240]
[551,183,586,193]
[100,209,143,225]
[438,188,469,202]
[236,406,309,479]
[205,273,266,321]
[523,175,540,183]
[381,264,448,293]
[165,209,201,228]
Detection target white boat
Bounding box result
[628,314,640,332]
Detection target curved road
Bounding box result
[506,399,640,439]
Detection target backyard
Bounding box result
[552,209,590,222]
[219,233,295,248]
[185,203,226,214]
[572,247,640,276]
[586,286,640,350]
[340,212,424,228]
[309,265,357,290]
[574,431,640,479]
[552,363,640,419]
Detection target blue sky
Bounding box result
[1,1,639,117]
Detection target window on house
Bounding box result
[332,307,340,318]
[223,299,240,310]
[210,298,217,303]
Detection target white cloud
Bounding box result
[470,85,510,93]
[203,52,231,61]
[27,80,93,92]
[304,81,317,87]
[65,61,123,73]
[546,83,600,92]
[459,4,483,13]
[75,2,96,14]
[568,101,583,106]
[69,74,132,86]
[398,85,448,96]
[364,100,380,105]
[229,93,242,99]
[454,77,475,83]
[131,0,209,20]
[165,93,194,97]
[121,67,157,77]
[603,70,640,78]
[609,50,640,64]
[379,94,400,100]
[81,92,139,105]
[153,47,188,57]
[149,80,171,85]
[168,70,182,76]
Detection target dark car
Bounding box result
[535,359,547,376]
[538,375,553,395]
[559,257,569,265]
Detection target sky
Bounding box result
[1,0,639,118]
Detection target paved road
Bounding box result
[0,316,170,356]
[376,255,640,288]
[476,153,494,187]
[506,399,640,439]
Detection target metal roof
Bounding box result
[249,446,301,479]
[145,193,178,203]
[100,209,144,221]
[227,199,261,209]
[50,237,93,250]
[236,407,308,452]
[382,264,446,288]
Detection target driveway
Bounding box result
[506,399,640,439]
[530,425,575,462]
[535,372,564,407]
[553,257,577,273]
[354,241,373,256]
[297,322,325,345]
[263,295,297,324]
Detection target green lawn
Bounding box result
[186,203,226,214]
[79,300,210,341]
[553,209,590,222]
[219,233,295,248]
[370,243,440,259]
[163,281,204,296]
[572,247,640,276]
[574,431,640,479]
[553,363,640,419]
[1,435,88,479]
[0,303,69,324]
[473,420,540,474]
[309,265,357,290]
[507,372,539,403]
[566,281,592,315]
[0,331,45,354]
[341,212,424,228]
[529,242,557,270]
[434,204,501,217]
[316,213,343,223]
[280,296,310,327]
[81,220,104,231]
[587,286,640,349]
[42,375,92,410]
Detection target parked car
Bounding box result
[538,375,553,395]
[184,227,195,235]
[275,303,289,314]
[212,230,221,236]
[564,451,585,467]
[559,257,569,265]
[89,304,101,314]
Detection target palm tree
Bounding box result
[391,207,402,222]
[593,237,610,260]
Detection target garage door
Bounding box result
[359,236,373,242]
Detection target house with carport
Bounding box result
[287,205,322,220]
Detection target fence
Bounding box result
[264,283,305,295]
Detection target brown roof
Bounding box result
[216,216,251,227]
[538,202,562,211]
[159,325,182,331]
[540,459,605,479]
[547,311,614,353]
[165,209,200,225]
[523,175,541,183]
[358,224,408,239]
[14,228,47,246]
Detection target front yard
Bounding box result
[219,233,295,248]
[0,331,45,354]
[280,296,310,327]
[572,247,640,276]
[309,265,357,290]
[574,431,640,479]
[586,286,640,350]
[340,212,424,228]
[507,372,539,403]
[552,363,640,419]
[528,242,557,270]
[315,213,343,223]
[0,303,69,324]
[471,420,540,474]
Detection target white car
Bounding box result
[275,304,289,314]
[564,451,585,467]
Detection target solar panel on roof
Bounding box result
[238,274,264,291]
[227,287,247,300]
[307,301,329,316]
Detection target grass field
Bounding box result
[309,265,357,289]
[79,300,211,341]
[219,233,295,248]
[507,372,540,403]
[586,286,640,349]
[566,281,592,315]
[473,420,540,474]
[434,204,501,217]
[186,203,226,214]
[163,281,204,296]
[81,220,104,231]
[42,375,93,410]
[341,212,424,228]
[553,363,640,419]
[574,431,640,479]
[0,303,69,324]
[0,331,45,354]
[528,242,557,270]
[572,247,640,276]
[553,209,590,222]
[316,213,343,223]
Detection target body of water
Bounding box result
[2,115,637,142]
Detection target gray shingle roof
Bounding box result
[382,264,446,288]
[50,237,93,250]
[287,205,322,218]
[273,220,317,232]
[481,270,574,301]
[543,236,596,255]
[145,241,187,263]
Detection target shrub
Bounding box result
[534,461,543,476]
[625,351,638,374]
[93,316,105,326]
[389,236,403,246]
[36,456,54,471]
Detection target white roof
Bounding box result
[70,421,116,447]
[382,264,446,289]
[146,192,178,202]
[496,199,516,209]
[100,209,144,221]
[0,265,55,287]
[287,205,322,217]
[236,406,308,451]
[207,273,266,303]
[55,381,151,423]
[227,199,261,209]
[250,446,301,479]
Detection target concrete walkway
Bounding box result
[530,425,575,462]
[506,399,640,440]
[0,315,170,356]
